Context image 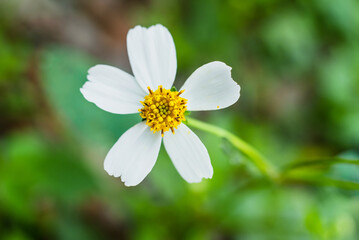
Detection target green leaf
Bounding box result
[284,174,359,190]
[284,157,359,171]
[282,156,359,190]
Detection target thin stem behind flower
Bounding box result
[186,117,279,180]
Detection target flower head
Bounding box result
[80,24,240,186]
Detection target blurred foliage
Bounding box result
[1,0,359,239]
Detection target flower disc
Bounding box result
[139,85,187,136]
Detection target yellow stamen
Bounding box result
[139,85,187,135]
[177,90,185,96]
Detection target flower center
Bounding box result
[139,85,187,136]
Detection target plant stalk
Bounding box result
[186,117,278,180]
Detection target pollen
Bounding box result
[139,85,187,136]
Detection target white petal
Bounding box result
[180,61,240,111]
[80,64,146,114]
[127,24,177,92]
[104,121,162,186]
[163,124,213,183]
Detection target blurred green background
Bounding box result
[1,0,359,239]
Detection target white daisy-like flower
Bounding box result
[80,24,240,186]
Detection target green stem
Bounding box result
[186,117,278,180]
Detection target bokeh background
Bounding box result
[1,0,359,239]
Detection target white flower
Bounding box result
[80,24,240,186]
